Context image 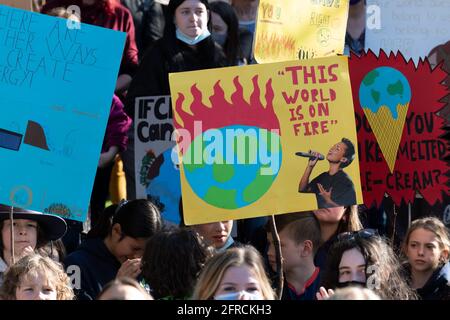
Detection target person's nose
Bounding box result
[16,225,27,236]
[352,271,365,283]
[217,222,226,232]
[417,245,424,256]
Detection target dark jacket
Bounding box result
[120,0,165,56]
[416,262,450,300]
[64,238,121,300]
[124,34,228,117]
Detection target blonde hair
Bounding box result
[338,205,363,234]
[0,253,74,300]
[192,246,275,300]
[402,217,450,264]
[328,287,381,300]
[97,277,153,300]
[46,7,81,22]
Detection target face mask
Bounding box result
[214,291,263,300]
[336,281,366,288]
[176,28,211,45]
[239,21,256,34]
[212,33,227,47]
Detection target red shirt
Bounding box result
[42,0,139,76]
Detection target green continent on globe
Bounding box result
[362,69,379,86]
[213,161,235,183]
[371,89,380,104]
[243,166,277,203]
[387,80,404,97]
[204,186,238,209]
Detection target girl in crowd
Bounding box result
[210,0,246,65]
[191,220,237,252]
[192,246,275,300]
[402,217,450,300]
[319,229,417,300]
[64,199,161,300]
[180,200,237,252]
[0,254,74,300]
[141,228,213,299]
[122,0,228,200]
[0,205,67,284]
[42,0,139,94]
[314,205,363,271]
[97,277,153,300]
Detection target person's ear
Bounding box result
[111,223,122,241]
[340,157,348,165]
[440,249,449,262]
[301,240,313,257]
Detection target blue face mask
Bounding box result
[212,33,227,47]
[176,28,211,45]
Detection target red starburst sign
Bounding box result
[349,50,449,207]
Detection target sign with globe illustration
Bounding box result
[183,125,281,210]
[350,50,449,207]
[359,66,412,172]
[169,56,363,225]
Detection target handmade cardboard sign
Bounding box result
[134,95,181,225]
[169,56,363,225]
[0,5,125,221]
[254,0,349,64]
[350,50,449,207]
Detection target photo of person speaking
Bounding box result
[298,138,356,208]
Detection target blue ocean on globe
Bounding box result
[359,66,411,119]
[146,148,181,225]
[183,125,282,210]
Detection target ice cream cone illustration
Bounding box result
[359,67,411,172]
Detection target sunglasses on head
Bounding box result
[337,228,378,242]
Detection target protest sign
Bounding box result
[169,56,363,225]
[134,95,181,225]
[350,50,449,207]
[0,5,125,221]
[254,0,349,64]
[366,0,450,64]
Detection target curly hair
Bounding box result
[321,234,418,300]
[141,227,214,299]
[0,253,74,300]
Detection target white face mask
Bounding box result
[176,27,211,45]
[214,291,263,300]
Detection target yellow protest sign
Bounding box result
[254,0,349,64]
[169,56,363,225]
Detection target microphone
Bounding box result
[295,152,324,160]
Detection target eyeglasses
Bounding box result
[337,229,378,242]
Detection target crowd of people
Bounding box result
[0,0,448,301]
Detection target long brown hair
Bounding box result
[337,205,363,234]
[322,234,418,300]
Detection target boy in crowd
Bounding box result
[267,212,322,300]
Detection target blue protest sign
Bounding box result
[0,5,125,221]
